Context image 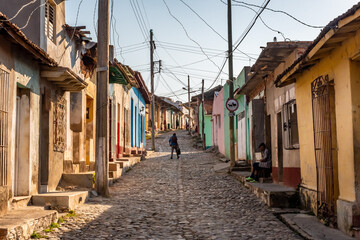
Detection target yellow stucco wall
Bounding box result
[293,30,360,202]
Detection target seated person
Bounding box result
[246,143,271,182]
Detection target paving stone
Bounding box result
[45,131,300,240]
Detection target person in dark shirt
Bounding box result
[246,143,271,182]
[169,133,179,159]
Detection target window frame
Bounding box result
[282,99,299,150]
[45,0,56,43]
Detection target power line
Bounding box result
[93,0,98,36]
[207,0,270,90]
[220,0,288,41]
[232,0,271,53]
[178,0,257,60]
[231,0,324,29]
[162,0,227,75]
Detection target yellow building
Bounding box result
[276,3,360,237]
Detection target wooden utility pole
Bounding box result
[95,0,109,197]
[150,29,155,151]
[188,75,191,135]
[201,79,205,150]
[228,0,236,168]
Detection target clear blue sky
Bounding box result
[66,0,359,102]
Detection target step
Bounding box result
[114,161,124,168]
[108,171,117,179]
[232,171,297,208]
[117,158,129,162]
[11,196,31,209]
[232,166,251,172]
[123,153,131,157]
[0,207,57,239]
[60,172,94,189]
[32,191,89,212]
[109,162,120,172]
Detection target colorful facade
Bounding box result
[276,4,360,236]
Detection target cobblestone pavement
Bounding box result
[47,130,301,240]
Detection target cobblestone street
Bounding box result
[47,131,301,240]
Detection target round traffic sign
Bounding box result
[226,98,239,112]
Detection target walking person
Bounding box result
[169,133,180,159]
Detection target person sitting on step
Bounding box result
[246,143,271,182]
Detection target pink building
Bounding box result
[212,88,225,156]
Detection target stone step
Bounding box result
[60,172,94,189]
[123,153,131,157]
[115,161,124,168]
[108,171,117,179]
[11,196,31,210]
[117,158,129,162]
[109,162,120,172]
[232,171,297,208]
[232,166,251,172]
[32,191,89,212]
[0,207,57,239]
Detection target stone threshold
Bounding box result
[279,213,355,240]
[231,171,298,208]
[0,207,58,239]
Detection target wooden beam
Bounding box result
[41,70,65,78]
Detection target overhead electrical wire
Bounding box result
[208,0,270,90]
[231,0,324,29]
[162,0,227,75]
[220,0,288,41]
[178,0,257,61]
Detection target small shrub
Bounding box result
[66,210,76,217]
[57,217,64,224]
[49,222,60,229]
[31,231,48,239]
[44,228,52,233]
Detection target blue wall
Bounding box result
[130,87,146,148]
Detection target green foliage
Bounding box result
[57,217,65,224]
[66,210,76,217]
[92,172,95,185]
[31,231,48,239]
[49,222,60,229]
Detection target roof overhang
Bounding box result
[238,42,310,95]
[41,67,87,91]
[276,4,360,87]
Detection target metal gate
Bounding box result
[0,69,9,186]
[311,75,335,220]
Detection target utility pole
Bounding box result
[228,0,236,169]
[188,75,191,135]
[150,29,155,151]
[95,0,109,197]
[201,79,205,150]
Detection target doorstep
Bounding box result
[279,213,355,240]
[0,206,57,240]
[32,191,89,212]
[231,171,297,208]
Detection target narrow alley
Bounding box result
[46,131,300,240]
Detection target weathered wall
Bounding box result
[292,27,360,233]
[0,36,15,215]
[212,88,225,155]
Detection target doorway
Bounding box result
[277,112,283,183]
[14,88,31,196]
[311,75,338,221]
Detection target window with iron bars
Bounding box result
[283,99,299,149]
[45,0,56,43]
[0,69,9,186]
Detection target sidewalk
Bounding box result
[229,170,355,239]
